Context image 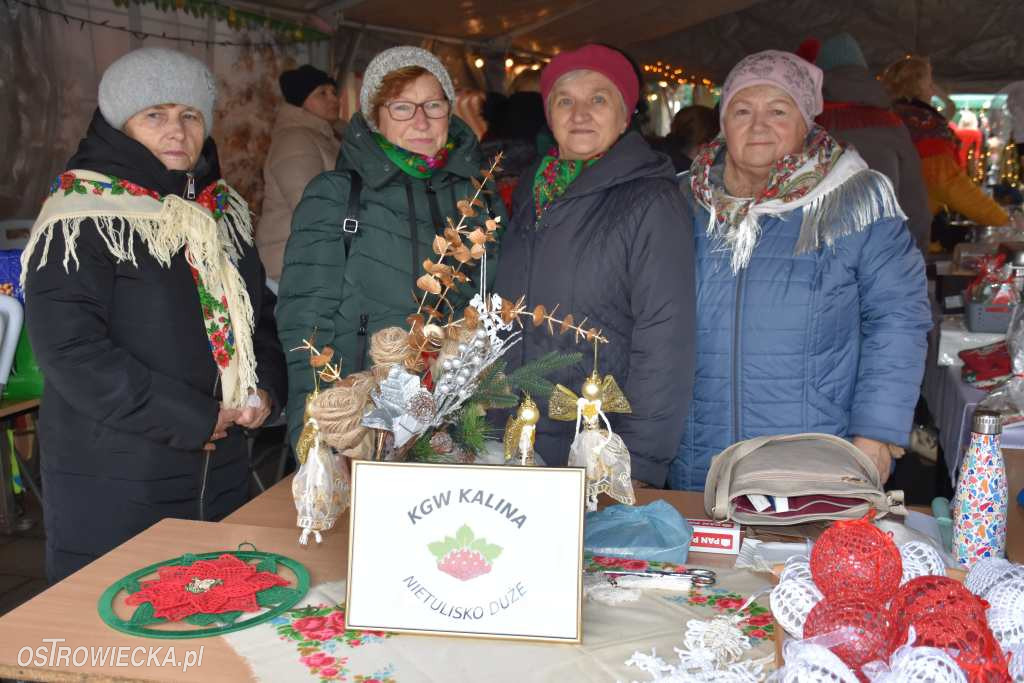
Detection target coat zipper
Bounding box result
[356,313,370,371]
[185,172,196,200]
[731,267,745,444]
[521,214,542,368]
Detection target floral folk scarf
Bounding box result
[690,125,904,272]
[374,134,454,178]
[532,148,600,218]
[24,170,257,409]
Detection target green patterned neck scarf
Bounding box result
[532,148,601,218]
[374,134,454,178]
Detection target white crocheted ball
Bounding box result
[882,644,967,683]
[984,574,1024,651]
[770,578,823,639]
[780,557,813,584]
[776,641,859,683]
[964,557,1024,598]
[899,541,947,584]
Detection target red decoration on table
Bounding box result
[125,553,290,622]
[888,575,990,629]
[810,511,902,602]
[960,341,1012,389]
[896,609,1010,683]
[967,253,1017,305]
[802,594,893,677]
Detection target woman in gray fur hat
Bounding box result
[22,47,286,582]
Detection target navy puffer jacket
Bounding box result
[668,174,932,491]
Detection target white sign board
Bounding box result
[346,462,585,643]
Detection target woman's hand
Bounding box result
[204,406,241,451]
[237,389,272,430]
[852,436,893,485]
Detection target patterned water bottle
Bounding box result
[952,409,1008,567]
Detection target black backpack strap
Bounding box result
[342,170,362,257]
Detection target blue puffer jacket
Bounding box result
[668,178,932,491]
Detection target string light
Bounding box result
[473,57,485,68]
[531,63,541,71]
[505,57,514,68]
[642,61,716,89]
[13,0,327,45]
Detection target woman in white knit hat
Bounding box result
[22,47,286,582]
[276,45,505,451]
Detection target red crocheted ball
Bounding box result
[803,594,893,674]
[810,517,902,602]
[888,575,989,632]
[896,609,1009,683]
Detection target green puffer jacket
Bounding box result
[277,113,505,445]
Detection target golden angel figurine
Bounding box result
[504,394,541,466]
[549,369,635,511]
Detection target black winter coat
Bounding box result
[24,111,287,582]
[494,132,696,486]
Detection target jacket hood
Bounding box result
[272,102,337,139]
[822,66,892,109]
[67,109,220,198]
[335,112,483,188]
[559,131,676,201]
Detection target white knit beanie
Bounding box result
[98,48,217,133]
[359,46,456,133]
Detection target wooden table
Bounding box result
[0,519,345,682]
[0,397,40,534]
[2,470,1012,681]
[0,479,741,681]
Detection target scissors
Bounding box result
[591,567,717,586]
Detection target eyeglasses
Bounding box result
[385,99,450,121]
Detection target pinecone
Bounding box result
[406,391,437,422]
[429,431,453,454]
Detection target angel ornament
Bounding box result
[504,394,541,466]
[549,364,635,511]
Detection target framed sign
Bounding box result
[345,461,585,643]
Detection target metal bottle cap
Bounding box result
[971,409,1002,435]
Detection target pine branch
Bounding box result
[506,351,583,398]
[454,404,493,454]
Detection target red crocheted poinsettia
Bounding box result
[125,553,289,622]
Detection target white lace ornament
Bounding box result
[862,642,967,683]
[779,557,813,584]
[767,640,859,683]
[625,592,773,683]
[965,557,1024,598]
[898,541,947,584]
[1007,643,1024,682]
[984,574,1024,650]
[770,578,823,638]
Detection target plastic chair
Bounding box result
[0,295,23,395]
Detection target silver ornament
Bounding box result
[441,358,454,372]
[475,329,488,341]
[457,343,469,355]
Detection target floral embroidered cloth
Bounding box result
[24,169,258,408]
[222,570,778,682]
[532,148,600,218]
[373,134,454,179]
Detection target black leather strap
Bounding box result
[342,171,362,257]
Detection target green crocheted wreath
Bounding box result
[98,548,310,639]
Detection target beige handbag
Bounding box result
[703,433,906,525]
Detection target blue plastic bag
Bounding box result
[583,500,693,565]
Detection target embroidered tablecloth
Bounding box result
[222,568,777,682]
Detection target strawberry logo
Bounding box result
[428,524,502,582]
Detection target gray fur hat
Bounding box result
[98,48,217,133]
[359,46,455,132]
